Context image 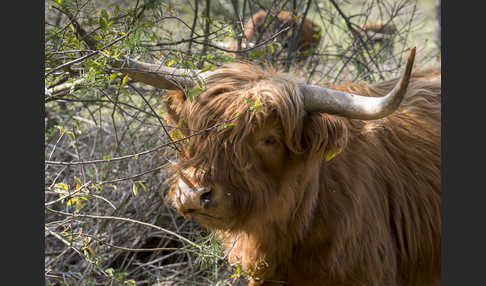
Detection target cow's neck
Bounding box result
[224,153,324,279]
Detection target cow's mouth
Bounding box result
[188,211,230,230]
[177,206,224,221]
[194,212,224,221]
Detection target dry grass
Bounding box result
[44,82,245,284]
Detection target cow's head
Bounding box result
[163,64,351,231]
[122,49,415,231]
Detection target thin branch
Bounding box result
[193,26,291,54]
[45,32,131,76]
[127,82,181,152]
[285,0,313,71]
[45,207,201,249]
[97,164,166,185]
[328,0,384,80]
[187,0,199,53]
[45,181,92,207]
[45,109,245,166]
[200,0,211,67]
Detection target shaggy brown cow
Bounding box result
[117,48,440,285]
[226,10,322,62]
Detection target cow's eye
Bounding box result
[263,136,278,146]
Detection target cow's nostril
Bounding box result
[200,189,212,206]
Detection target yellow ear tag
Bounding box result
[170,117,188,143]
[170,128,183,141]
[324,147,342,162]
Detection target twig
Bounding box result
[200,0,211,67]
[45,207,201,249]
[285,0,313,71]
[45,181,92,207]
[187,0,199,53]
[69,231,194,253]
[127,82,181,152]
[97,164,166,185]
[45,32,131,76]
[44,226,86,261]
[328,0,383,80]
[45,109,245,166]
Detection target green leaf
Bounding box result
[218,122,235,131]
[101,9,109,20]
[232,264,242,278]
[191,87,204,96]
[55,125,65,134]
[55,182,69,191]
[105,268,115,277]
[225,26,233,37]
[138,181,147,192]
[120,87,130,97]
[121,74,129,86]
[108,73,117,82]
[185,60,196,69]
[99,18,106,29]
[187,87,204,102]
[165,59,176,67]
[67,197,76,207]
[74,177,82,190]
[132,182,139,196]
[76,199,83,211]
[200,64,216,73]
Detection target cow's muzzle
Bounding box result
[176,179,213,216]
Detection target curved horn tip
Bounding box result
[396,47,416,94]
[300,47,418,120]
[405,47,416,78]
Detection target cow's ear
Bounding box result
[162,90,191,139]
[301,114,348,161]
[162,90,187,128]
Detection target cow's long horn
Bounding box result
[112,57,213,90]
[300,47,416,120]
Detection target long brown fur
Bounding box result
[164,62,441,286]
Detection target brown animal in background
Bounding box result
[227,10,322,61]
[361,21,398,36]
[118,48,440,285]
[360,21,398,56]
